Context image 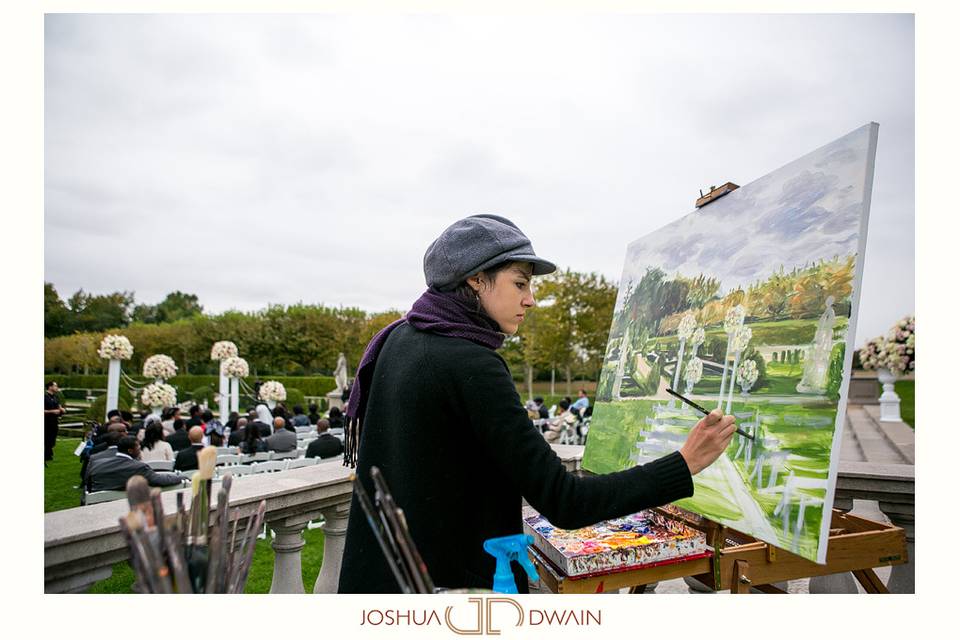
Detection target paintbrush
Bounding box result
[185,446,218,593]
[206,474,232,593]
[229,500,267,593]
[665,387,754,440]
[352,473,412,593]
[371,466,434,593]
[150,488,192,593]
[125,477,172,593]
[120,511,163,593]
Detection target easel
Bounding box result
[527,505,907,594]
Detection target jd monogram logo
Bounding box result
[444,597,524,635]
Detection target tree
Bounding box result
[66,289,134,333]
[44,283,71,338]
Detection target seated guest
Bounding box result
[290,405,311,427]
[307,403,321,425]
[543,399,577,444]
[80,426,126,481]
[160,407,181,437]
[228,417,247,447]
[186,404,203,427]
[174,426,206,471]
[327,406,345,432]
[140,422,174,462]
[224,411,239,436]
[264,417,297,452]
[305,419,344,459]
[570,389,590,417]
[253,404,274,437]
[87,436,181,492]
[241,425,267,454]
[534,396,550,420]
[166,418,191,452]
[203,409,223,438]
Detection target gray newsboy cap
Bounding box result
[423,214,557,291]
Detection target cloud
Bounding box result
[42,14,914,344]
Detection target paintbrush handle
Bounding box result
[231,501,266,594]
[353,476,411,593]
[228,506,261,593]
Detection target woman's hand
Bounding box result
[678,409,737,475]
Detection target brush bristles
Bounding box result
[197,446,218,481]
[126,475,151,508]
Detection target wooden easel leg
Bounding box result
[752,583,788,594]
[852,569,889,593]
[731,559,751,594]
[628,584,649,594]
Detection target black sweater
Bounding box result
[337,323,693,593]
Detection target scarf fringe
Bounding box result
[344,414,360,468]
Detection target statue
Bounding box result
[796,297,836,394]
[334,352,349,394]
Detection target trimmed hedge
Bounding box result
[45,374,337,398]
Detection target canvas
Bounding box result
[583,123,879,563]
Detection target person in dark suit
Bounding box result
[44,381,66,461]
[305,419,344,460]
[264,417,297,452]
[174,426,206,471]
[228,417,247,447]
[79,422,128,481]
[87,436,181,492]
[166,419,191,452]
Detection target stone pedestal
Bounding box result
[877,369,902,422]
[314,502,351,593]
[269,521,308,593]
[325,391,345,412]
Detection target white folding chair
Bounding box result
[270,450,298,461]
[286,457,320,470]
[245,451,271,463]
[146,459,175,471]
[216,454,244,466]
[318,454,345,465]
[295,426,313,435]
[84,490,127,505]
[216,464,253,478]
[216,446,238,455]
[251,460,287,474]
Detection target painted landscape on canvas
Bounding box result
[583,123,878,563]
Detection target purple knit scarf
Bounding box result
[343,288,505,467]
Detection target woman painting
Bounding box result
[338,214,736,593]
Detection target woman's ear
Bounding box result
[466,273,484,294]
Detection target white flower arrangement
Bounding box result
[684,357,704,385]
[210,341,239,361]
[738,360,759,388]
[259,380,287,402]
[691,327,706,348]
[221,356,249,379]
[860,315,915,375]
[677,313,698,342]
[724,305,746,334]
[141,382,177,409]
[143,354,178,380]
[731,325,753,352]
[98,334,134,360]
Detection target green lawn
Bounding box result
[45,438,326,593]
[895,380,915,428]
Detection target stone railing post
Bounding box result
[269,520,308,593]
[314,501,351,593]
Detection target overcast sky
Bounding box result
[44,13,914,344]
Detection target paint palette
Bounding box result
[522,506,708,578]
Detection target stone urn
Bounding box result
[877,368,902,422]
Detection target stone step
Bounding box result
[845,406,910,464]
[861,404,915,464]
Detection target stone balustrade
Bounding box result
[44,445,587,594]
[45,460,354,593]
